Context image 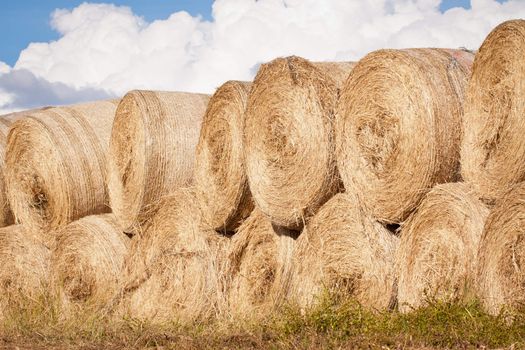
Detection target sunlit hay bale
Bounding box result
[120,188,230,323]
[289,193,398,310]
[5,101,118,237]
[477,182,525,315]
[244,56,355,229]
[396,183,489,312]
[194,81,254,232]
[51,214,130,309]
[461,20,525,203]
[336,48,473,224]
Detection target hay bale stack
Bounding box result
[194,81,253,232]
[5,101,118,235]
[289,193,398,310]
[51,214,129,306]
[0,225,50,300]
[107,91,210,234]
[244,57,355,229]
[477,182,525,315]
[396,183,489,312]
[227,208,295,318]
[121,188,229,323]
[336,48,473,224]
[461,20,525,203]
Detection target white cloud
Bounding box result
[2,0,525,111]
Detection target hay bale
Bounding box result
[476,182,525,315]
[194,81,254,232]
[244,57,355,229]
[396,183,489,312]
[121,188,229,323]
[289,193,398,310]
[5,101,118,236]
[51,214,129,307]
[107,91,210,234]
[461,20,525,203]
[336,48,473,224]
[227,208,295,318]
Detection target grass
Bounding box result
[1,290,525,349]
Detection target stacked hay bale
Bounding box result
[227,208,295,318]
[461,19,525,203]
[120,188,229,323]
[194,81,253,232]
[396,183,489,312]
[477,182,525,315]
[107,91,210,234]
[336,48,473,224]
[51,214,130,309]
[289,193,398,310]
[244,56,354,230]
[5,101,118,238]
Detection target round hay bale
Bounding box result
[477,182,525,315]
[396,183,489,312]
[107,90,210,234]
[121,188,229,323]
[194,81,254,232]
[5,101,118,236]
[461,20,525,203]
[289,193,398,310]
[0,225,50,298]
[227,208,296,318]
[336,48,473,224]
[51,214,129,307]
[244,57,355,229]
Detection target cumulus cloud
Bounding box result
[1,0,525,111]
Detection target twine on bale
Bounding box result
[227,208,295,318]
[5,101,118,236]
[396,183,489,312]
[107,91,210,234]
[51,214,130,307]
[244,56,355,229]
[120,188,229,323]
[477,182,525,315]
[461,20,525,203]
[336,48,473,224]
[289,193,398,311]
[194,81,254,232]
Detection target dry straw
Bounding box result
[5,101,118,236]
[51,214,129,307]
[244,56,355,229]
[396,183,488,312]
[194,81,253,232]
[336,48,473,224]
[227,208,295,318]
[107,90,210,234]
[289,193,398,310]
[477,182,525,315]
[461,20,525,203]
[120,188,229,323]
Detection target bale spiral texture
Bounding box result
[108,91,210,234]
[5,101,118,235]
[244,56,355,229]
[477,182,525,315]
[461,20,525,203]
[51,214,129,306]
[121,188,229,323]
[194,81,253,232]
[396,183,489,312]
[336,48,473,224]
[227,208,295,317]
[289,193,398,310]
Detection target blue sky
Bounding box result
[0,0,487,66]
